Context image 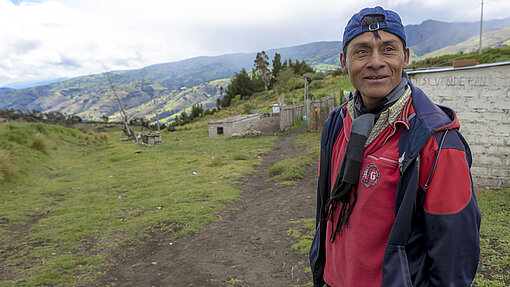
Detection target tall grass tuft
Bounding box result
[30,133,52,153]
[0,148,14,182]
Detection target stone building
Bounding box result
[208,114,261,137]
[140,132,162,145]
[407,61,510,189]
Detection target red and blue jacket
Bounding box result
[309,81,481,286]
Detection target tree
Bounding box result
[272,53,282,79]
[291,60,314,76]
[253,51,271,89]
[190,104,203,119]
[271,53,282,88]
[273,67,297,95]
[217,86,224,110]
[227,69,256,99]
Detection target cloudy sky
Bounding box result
[1,0,508,88]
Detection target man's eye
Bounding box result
[356,49,367,54]
[385,47,395,52]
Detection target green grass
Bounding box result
[295,130,321,160]
[472,189,510,287]
[286,218,315,255]
[267,155,314,184]
[0,123,276,286]
[286,218,315,287]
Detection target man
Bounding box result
[309,6,481,287]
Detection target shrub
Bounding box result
[309,80,324,90]
[286,78,305,91]
[243,102,256,114]
[311,72,326,81]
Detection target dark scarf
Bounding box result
[326,73,408,242]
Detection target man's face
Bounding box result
[340,30,410,107]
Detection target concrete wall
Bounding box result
[208,114,261,137]
[408,62,510,189]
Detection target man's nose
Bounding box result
[367,50,385,69]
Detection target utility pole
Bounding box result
[419,33,423,62]
[479,0,484,54]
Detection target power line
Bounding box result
[450,3,482,23]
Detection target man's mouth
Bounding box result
[365,75,388,80]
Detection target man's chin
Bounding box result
[359,90,389,101]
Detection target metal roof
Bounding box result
[406,61,510,75]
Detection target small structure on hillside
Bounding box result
[208,114,262,137]
[139,132,162,145]
[269,104,280,114]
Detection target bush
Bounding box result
[303,73,315,82]
[286,78,305,91]
[243,102,256,114]
[311,72,326,81]
[309,80,324,90]
[303,72,325,82]
[326,68,344,77]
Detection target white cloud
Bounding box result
[0,0,509,87]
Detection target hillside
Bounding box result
[406,17,510,57]
[0,17,509,123]
[0,41,341,123]
[420,27,510,59]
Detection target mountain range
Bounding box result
[1,17,509,123]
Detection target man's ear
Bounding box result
[340,52,348,74]
[403,47,410,69]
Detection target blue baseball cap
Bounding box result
[342,6,406,51]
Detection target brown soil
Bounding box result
[96,125,317,287]
[251,116,280,136]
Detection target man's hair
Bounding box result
[342,15,407,60]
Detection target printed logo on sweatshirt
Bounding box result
[361,164,379,187]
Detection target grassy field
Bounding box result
[0,122,276,286]
[472,189,510,286]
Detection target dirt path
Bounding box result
[97,126,318,287]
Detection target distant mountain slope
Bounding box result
[406,17,510,56]
[0,41,341,121]
[421,27,510,59]
[0,87,13,93]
